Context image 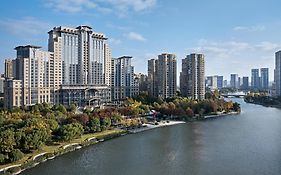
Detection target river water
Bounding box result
[22,98,281,175]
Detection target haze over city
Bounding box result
[1,0,281,81]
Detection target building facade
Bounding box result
[180,53,205,100]
[4,79,22,108]
[230,74,239,89]
[206,76,217,90]
[156,54,177,98]
[111,56,138,101]
[251,69,260,89]
[217,76,223,89]
[147,59,158,97]
[275,51,281,96]
[241,76,249,90]
[4,59,14,79]
[260,68,269,90]
[4,45,52,108]
[135,73,148,93]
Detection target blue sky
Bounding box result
[1,0,281,81]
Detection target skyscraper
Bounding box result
[251,69,260,89]
[180,53,205,100]
[48,25,112,105]
[260,68,269,90]
[223,80,228,88]
[230,74,239,89]
[111,56,138,101]
[217,76,224,89]
[274,51,281,96]
[241,76,249,90]
[4,45,52,108]
[135,73,148,93]
[147,59,157,97]
[206,76,217,90]
[48,25,109,86]
[148,54,177,98]
[157,53,177,98]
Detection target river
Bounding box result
[22,98,281,175]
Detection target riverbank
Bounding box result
[244,96,281,109]
[0,120,186,175]
[244,100,281,109]
[0,129,125,175]
[203,111,240,119]
[128,121,185,134]
[0,113,239,175]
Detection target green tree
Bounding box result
[100,118,111,131]
[53,104,67,114]
[21,127,51,150]
[88,117,101,132]
[0,129,15,153]
[46,119,59,131]
[0,153,6,164]
[59,123,84,141]
[9,149,24,162]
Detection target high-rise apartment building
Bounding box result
[251,69,260,89]
[147,59,157,97]
[155,53,177,98]
[260,68,269,90]
[230,74,239,89]
[206,75,223,90]
[206,76,217,90]
[223,80,228,88]
[111,56,138,101]
[4,59,14,78]
[180,53,205,99]
[274,51,281,96]
[217,76,223,89]
[135,73,148,93]
[4,45,52,108]
[241,76,249,90]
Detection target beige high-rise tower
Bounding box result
[180,53,205,100]
[104,43,112,86]
[4,45,52,108]
[148,53,177,98]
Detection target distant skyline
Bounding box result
[1,0,281,81]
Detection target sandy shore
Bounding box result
[128,121,186,133]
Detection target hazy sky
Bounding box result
[1,0,281,81]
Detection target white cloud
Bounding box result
[185,39,281,80]
[46,0,97,13]
[233,25,265,32]
[0,17,51,37]
[255,41,280,51]
[45,0,157,16]
[108,38,122,45]
[126,32,146,41]
[102,0,157,12]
